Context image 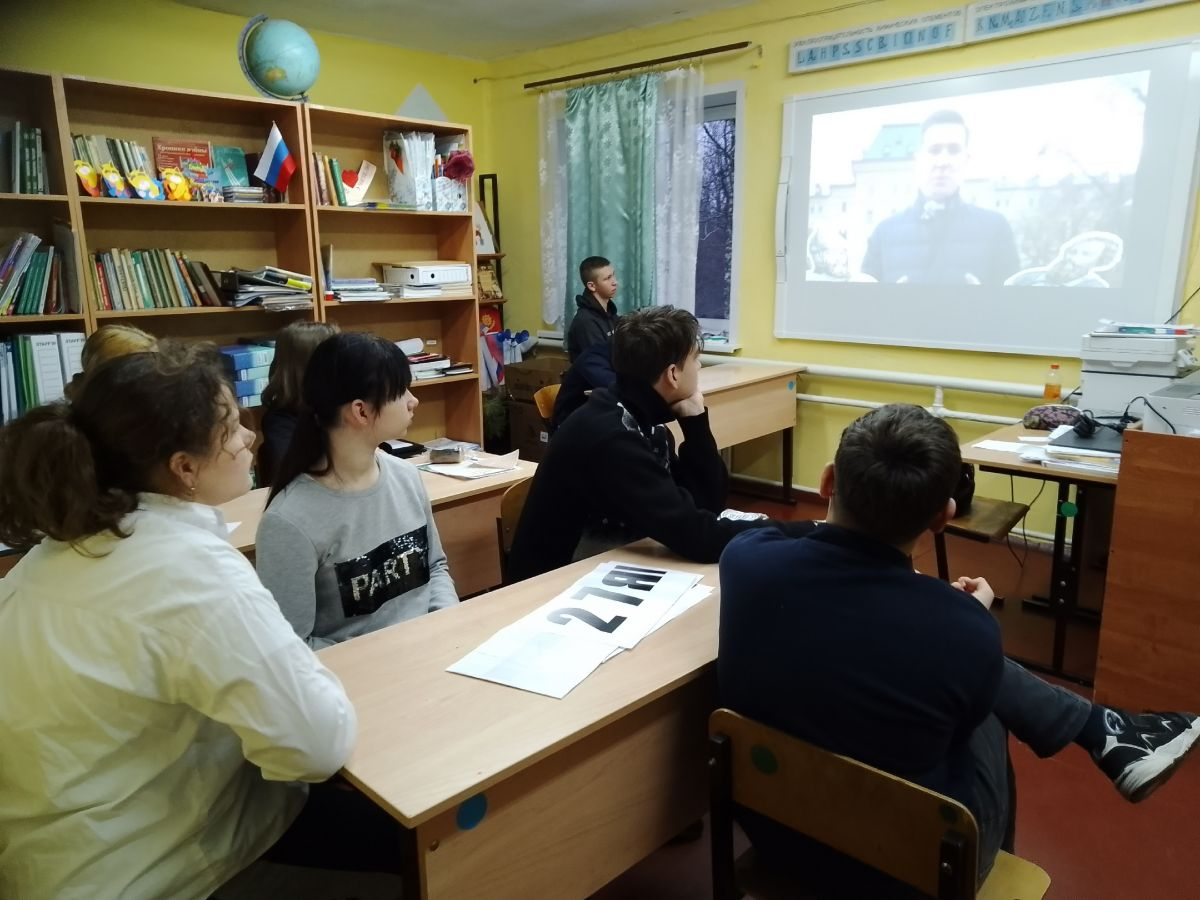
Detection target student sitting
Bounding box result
[62,322,156,400]
[256,332,457,648]
[566,255,620,362]
[259,320,339,485]
[718,404,1200,896]
[507,306,815,583]
[0,343,358,900]
[551,338,616,432]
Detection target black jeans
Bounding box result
[262,780,406,874]
[971,659,1091,878]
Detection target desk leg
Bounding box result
[779,426,795,505]
[399,825,421,900]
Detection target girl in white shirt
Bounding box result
[0,342,388,900]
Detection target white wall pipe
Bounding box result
[535,333,1041,399]
[796,393,1020,426]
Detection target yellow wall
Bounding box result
[3,0,1197,530]
[482,0,1200,529]
[0,0,490,164]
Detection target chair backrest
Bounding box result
[709,707,980,900]
[533,383,561,421]
[495,477,533,581]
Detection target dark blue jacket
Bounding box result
[718,524,1004,896]
[861,194,1020,285]
[551,341,616,432]
[565,292,618,362]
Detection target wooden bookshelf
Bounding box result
[306,102,482,444]
[0,69,87,333]
[0,67,484,447]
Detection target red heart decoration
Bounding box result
[342,170,358,188]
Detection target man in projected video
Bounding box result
[861,110,1019,286]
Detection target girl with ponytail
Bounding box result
[256,331,458,647]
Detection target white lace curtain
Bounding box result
[538,67,703,326]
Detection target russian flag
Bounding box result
[255,122,296,194]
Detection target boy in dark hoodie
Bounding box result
[566,256,619,362]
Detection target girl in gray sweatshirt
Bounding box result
[255,332,457,648]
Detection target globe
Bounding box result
[238,15,320,101]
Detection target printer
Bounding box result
[1143,374,1200,436]
[1080,330,1197,417]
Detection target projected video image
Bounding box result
[805,72,1147,287]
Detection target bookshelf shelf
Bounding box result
[0,193,71,204]
[324,293,476,307]
[411,372,478,388]
[78,198,308,212]
[0,313,86,325]
[95,305,311,319]
[315,207,472,219]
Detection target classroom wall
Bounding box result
[0,0,491,165]
[481,0,1200,532]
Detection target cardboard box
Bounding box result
[508,399,550,462]
[381,261,472,286]
[506,355,568,404]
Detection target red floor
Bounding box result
[594,490,1200,899]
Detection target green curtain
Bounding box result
[564,74,658,331]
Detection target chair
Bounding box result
[532,383,560,422]
[934,497,1030,589]
[709,708,1050,900]
[494,477,533,584]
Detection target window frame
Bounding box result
[696,80,745,352]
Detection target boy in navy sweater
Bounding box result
[719,404,1200,894]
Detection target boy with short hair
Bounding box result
[566,256,620,362]
[719,404,1199,894]
[508,306,813,583]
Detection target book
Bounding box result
[229,363,271,381]
[152,138,213,184]
[57,332,85,384]
[213,145,249,188]
[52,220,81,313]
[328,157,348,206]
[313,153,329,206]
[220,345,275,370]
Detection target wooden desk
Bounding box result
[219,455,537,596]
[961,424,1118,683]
[669,362,804,503]
[318,541,717,900]
[1095,430,1200,711]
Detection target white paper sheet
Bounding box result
[447,561,707,698]
[973,440,1026,452]
[422,451,520,480]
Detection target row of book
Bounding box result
[0,226,81,317]
[311,153,374,207]
[0,332,85,424]
[0,123,51,195]
[89,249,224,312]
[72,134,274,202]
[220,342,275,409]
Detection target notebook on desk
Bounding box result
[1047,424,1125,455]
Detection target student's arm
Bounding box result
[599,422,811,563]
[421,494,458,611]
[255,511,329,649]
[167,564,357,782]
[669,408,728,514]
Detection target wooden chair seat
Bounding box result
[936,496,1029,582]
[710,708,1050,900]
[532,383,560,421]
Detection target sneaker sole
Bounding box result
[1119,717,1200,803]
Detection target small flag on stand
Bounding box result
[254,122,296,194]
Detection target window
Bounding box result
[695,86,742,347]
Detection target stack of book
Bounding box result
[383,283,445,300]
[1,123,50,195]
[220,343,276,408]
[405,351,472,381]
[89,248,222,311]
[219,267,314,311]
[0,332,85,423]
[223,186,266,203]
[332,278,389,302]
